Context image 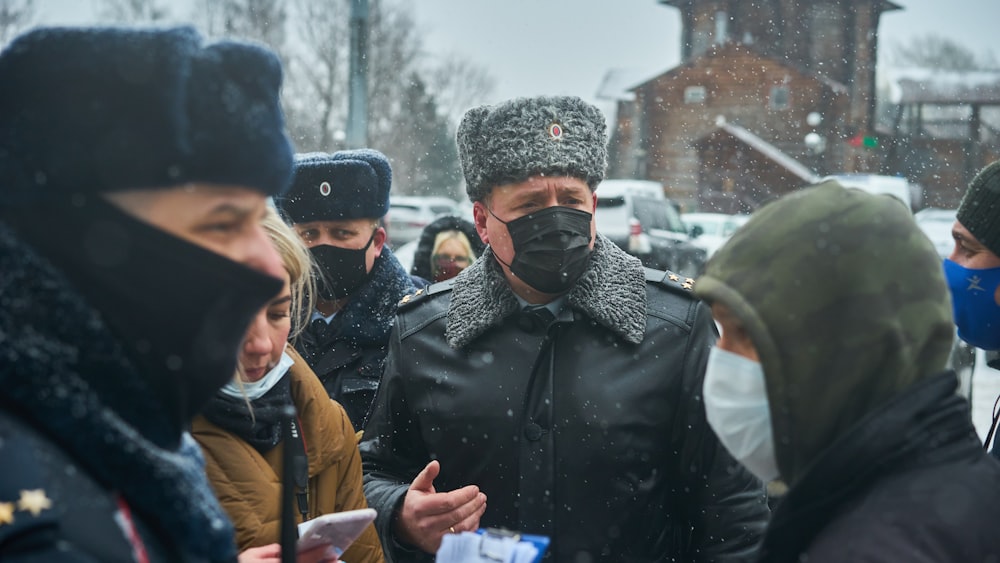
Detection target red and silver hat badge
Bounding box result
[319,181,332,196]
[547,122,564,140]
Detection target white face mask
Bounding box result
[703,346,780,483]
[219,347,295,401]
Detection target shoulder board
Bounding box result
[397,279,454,310]
[644,267,697,295]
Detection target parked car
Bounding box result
[914,207,957,259]
[385,195,461,246]
[682,212,750,258]
[594,179,707,277]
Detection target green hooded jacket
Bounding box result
[694,181,955,486]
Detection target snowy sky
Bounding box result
[32,0,1000,117]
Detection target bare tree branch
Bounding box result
[890,33,999,71]
[425,53,497,126]
[0,0,35,46]
[96,0,170,23]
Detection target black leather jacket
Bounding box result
[361,236,768,562]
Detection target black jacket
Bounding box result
[0,223,236,562]
[361,235,769,562]
[759,373,1000,563]
[296,246,416,431]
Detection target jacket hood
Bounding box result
[409,215,486,282]
[694,181,954,485]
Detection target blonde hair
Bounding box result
[432,229,476,261]
[261,206,316,342]
[232,208,316,404]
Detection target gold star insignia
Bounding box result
[400,294,412,305]
[685,278,695,284]
[17,489,52,517]
[681,283,693,290]
[0,502,14,526]
[415,288,424,296]
[668,274,680,281]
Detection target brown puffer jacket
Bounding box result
[192,347,384,563]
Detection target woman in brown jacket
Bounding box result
[193,209,385,563]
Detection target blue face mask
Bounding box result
[944,259,1000,350]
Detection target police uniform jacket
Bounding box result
[192,346,384,562]
[296,246,416,432]
[361,234,769,563]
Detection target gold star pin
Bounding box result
[681,283,693,290]
[685,278,695,285]
[400,294,412,305]
[415,288,425,296]
[668,273,680,281]
[0,502,14,526]
[17,489,52,517]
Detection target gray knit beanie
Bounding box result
[958,159,1000,256]
[457,95,608,202]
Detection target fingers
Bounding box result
[451,491,487,533]
[409,460,440,494]
[237,543,281,563]
[395,470,488,553]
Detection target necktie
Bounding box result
[518,304,555,333]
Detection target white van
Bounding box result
[822,174,915,211]
[594,179,706,276]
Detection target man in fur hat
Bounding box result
[278,150,418,432]
[360,95,769,561]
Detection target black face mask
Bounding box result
[4,196,283,448]
[490,205,594,294]
[309,230,376,301]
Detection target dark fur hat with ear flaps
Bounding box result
[279,149,392,223]
[0,26,294,205]
[457,95,608,203]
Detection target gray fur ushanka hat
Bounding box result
[0,26,294,205]
[457,95,608,202]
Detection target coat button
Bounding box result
[524,422,544,441]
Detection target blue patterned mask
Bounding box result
[944,259,1000,350]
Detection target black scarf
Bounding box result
[2,196,282,448]
[202,373,293,453]
[0,217,265,562]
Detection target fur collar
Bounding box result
[335,245,416,345]
[446,233,646,349]
[0,222,237,562]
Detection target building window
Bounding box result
[769,86,790,110]
[685,86,707,105]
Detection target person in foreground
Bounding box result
[693,181,1000,562]
[0,26,325,562]
[942,159,1000,451]
[361,95,768,562]
[193,209,384,562]
[278,151,417,432]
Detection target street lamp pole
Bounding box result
[346,0,369,149]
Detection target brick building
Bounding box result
[603,0,901,211]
